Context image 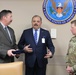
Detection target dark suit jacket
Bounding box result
[18,28,55,67]
[0,23,17,63]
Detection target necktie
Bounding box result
[4,27,12,42]
[34,30,38,44]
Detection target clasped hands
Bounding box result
[23,44,53,58]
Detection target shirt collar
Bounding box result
[33,28,40,32]
[0,22,6,29]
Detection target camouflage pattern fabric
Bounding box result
[66,36,76,75]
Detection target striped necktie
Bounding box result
[34,30,38,44]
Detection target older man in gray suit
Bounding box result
[0,10,17,63]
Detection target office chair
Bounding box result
[0,61,23,75]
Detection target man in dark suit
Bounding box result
[18,15,55,75]
[0,10,17,63]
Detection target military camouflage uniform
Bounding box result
[66,36,76,75]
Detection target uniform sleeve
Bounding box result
[65,53,71,66]
[65,43,71,67]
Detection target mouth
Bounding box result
[10,20,12,22]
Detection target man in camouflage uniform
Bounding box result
[66,20,76,75]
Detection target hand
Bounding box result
[7,49,16,57]
[44,50,52,58]
[24,44,33,53]
[66,66,73,74]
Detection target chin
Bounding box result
[72,33,76,35]
[34,28,38,30]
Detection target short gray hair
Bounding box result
[32,15,42,21]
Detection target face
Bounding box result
[32,16,42,30]
[70,23,76,35]
[4,13,12,26]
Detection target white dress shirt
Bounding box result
[33,28,40,43]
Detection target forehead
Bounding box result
[4,13,12,17]
[32,16,41,20]
[71,23,76,27]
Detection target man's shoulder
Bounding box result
[23,28,32,33]
[70,36,76,42]
[41,28,49,33]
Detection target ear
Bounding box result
[3,15,6,19]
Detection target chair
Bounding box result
[0,61,23,75]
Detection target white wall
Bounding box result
[0,0,75,75]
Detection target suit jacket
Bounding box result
[18,28,55,67]
[0,23,17,63]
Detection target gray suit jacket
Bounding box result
[0,23,17,63]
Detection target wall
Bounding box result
[0,0,76,75]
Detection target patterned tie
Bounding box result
[34,30,38,44]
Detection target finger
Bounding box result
[47,52,52,57]
[44,56,47,58]
[47,50,50,53]
[46,53,49,55]
[11,49,16,51]
[44,55,49,58]
[11,51,16,55]
[27,44,30,47]
[11,53,16,56]
[47,51,52,55]
[45,54,51,58]
[45,54,50,56]
[27,48,33,51]
[28,48,32,50]
[28,50,33,52]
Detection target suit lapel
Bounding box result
[0,23,12,43]
[8,27,13,44]
[37,28,43,45]
[30,28,36,45]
